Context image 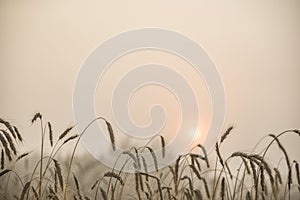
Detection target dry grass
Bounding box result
[0,115,299,199]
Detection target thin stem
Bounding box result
[261,130,296,158]
[63,117,105,200]
[212,156,218,200]
[232,161,243,200]
[239,169,247,200]
[39,119,44,198]
[41,138,60,178]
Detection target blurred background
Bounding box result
[0,0,299,164]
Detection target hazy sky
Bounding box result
[1,1,299,162]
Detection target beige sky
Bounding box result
[0,1,299,162]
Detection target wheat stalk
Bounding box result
[31,112,42,124]
[260,166,265,193]
[184,188,192,200]
[215,142,224,167]
[242,157,251,174]
[54,171,58,193]
[221,125,234,143]
[160,135,165,158]
[139,173,144,192]
[105,120,115,151]
[181,175,194,195]
[31,187,38,200]
[133,147,141,170]
[1,149,4,169]
[274,167,282,185]
[189,164,201,180]
[135,172,141,200]
[13,126,23,142]
[90,179,99,191]
[59,126,74,140]
[197,144,210,168]
[103,171,124,185]
[141,156,148,180]
[0,118,16,139]
[2,130,17,155]
[201,177,210,199]
[48,186,59,200]
[20,181,30,200]
[162,186,172,199]
[246,191,251,200]
[190,154,202,171]
[123,150,137,169]
[16,152,30,162]
[221,177,226,200]
[100,187,108,200]
[73,173,82,199]
[0,169,10,177]
[293,160,300,192]
[139,172,163,200]
[54,159,64,191]
[194,189,203,200]
[47,122,53,147]
[145,146,158,172]
[269,134,291,189]
[0,132,12,161]
[63,135,79,144]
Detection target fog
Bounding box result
[1,1,299,164]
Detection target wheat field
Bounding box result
[0,113,299,200]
